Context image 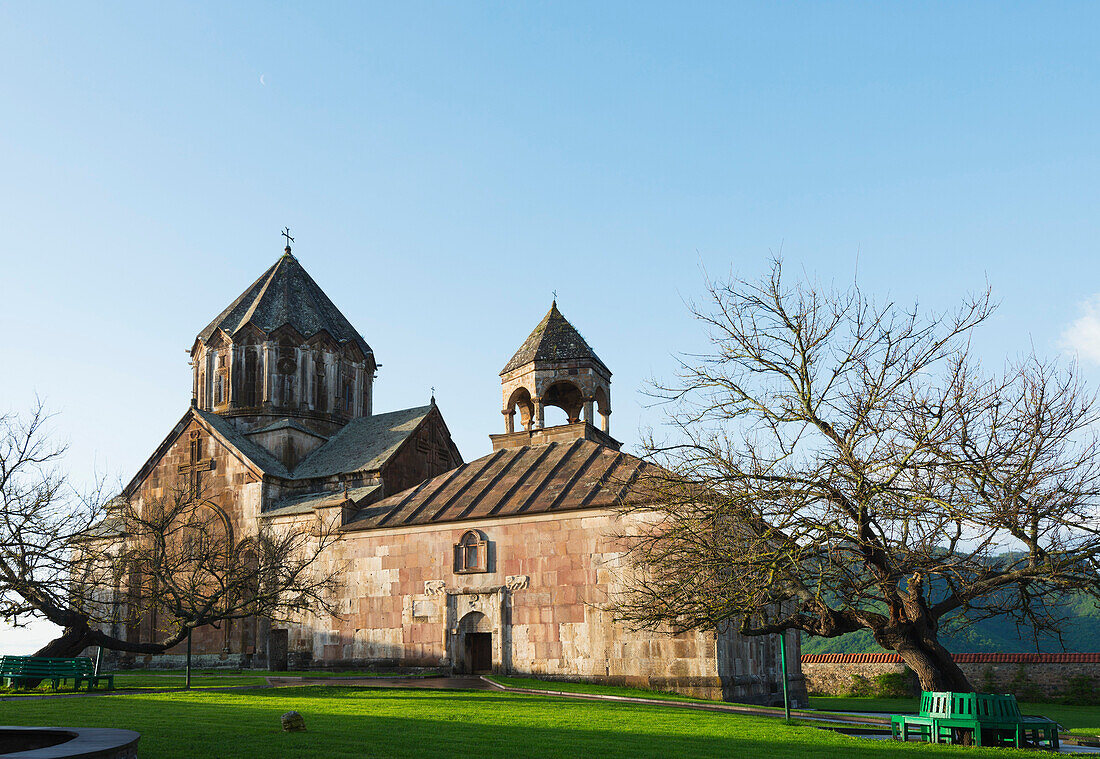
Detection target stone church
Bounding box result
[107,242,804,704]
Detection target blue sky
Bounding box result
[3,2,1100,651]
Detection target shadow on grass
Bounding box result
[0,686,1028,759]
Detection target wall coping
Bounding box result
[801,652,1100,664]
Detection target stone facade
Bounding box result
[801,653,1100,699]
[97,248,806,706]
[257,508,805,703]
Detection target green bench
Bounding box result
[891,691,1059,749]
[0,655,114,691]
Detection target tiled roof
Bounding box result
[290,405,435,480]
[261,484,381,517]
[196,252,372,356]
[501,302,609,375]
[801,653,1100,664]
[345,437,647,531]
[123,405,436,497]
[193,408,292,478]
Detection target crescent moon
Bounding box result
[260,74,266,86]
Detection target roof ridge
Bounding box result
[234,255,284,334]
[546,441,604,511]
[422,449,509,524]
[514,440,579,514]
[486,444,559,517]
[454,446,528,521]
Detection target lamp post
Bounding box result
[778,631,791,722]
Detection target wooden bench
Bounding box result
[0,656,114,691]
[891,691,1059,750]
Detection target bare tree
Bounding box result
[1,401,343,658]
[613,261,1100,692]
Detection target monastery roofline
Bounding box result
[341,434,652,533]
[488,420,620,452]
[194,250,373,358]
[122,403,447,498]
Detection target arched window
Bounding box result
[454,530,488,574]
[314,356,327,411]
[214,353,229,406]
[276,338,296,406]
[243,348,259,406]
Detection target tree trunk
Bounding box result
[33,626,95,658]
[12,627,97,689]
[892,634,973,692]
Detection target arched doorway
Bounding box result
[458,611,492,674]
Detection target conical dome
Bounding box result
[501,302,608,376]
[197,251,372,357]
[190,249,376,437]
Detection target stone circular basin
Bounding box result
[0,726,139,758]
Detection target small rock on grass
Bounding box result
[281,711,306,732]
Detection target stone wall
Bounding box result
[801,653,1100,699]
[264,507,806,705]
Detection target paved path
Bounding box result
[266,675,492,690]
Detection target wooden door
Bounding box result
[468,633,492,673]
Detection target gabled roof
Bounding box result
[122,406,292,497]
[246,417,328,440]
[501,302,609,375]
[124,403,445,498]
[345,437,648,531]
[192,409,293,478]
[261,484,382,518]
[290,405,437,480]
[196,252,372,356]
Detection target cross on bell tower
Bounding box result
[282,226,294,255]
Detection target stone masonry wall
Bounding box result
[802,653,1100,699]
[266,508,805,705]
[97,418,266,668]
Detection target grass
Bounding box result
[0,684,1053,758]
[489,677,1100,736]
[0,668,433,696]
[485,675,719,703]
[810,696,1100,736]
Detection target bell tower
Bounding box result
[492,301,616,451]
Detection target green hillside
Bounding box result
[801,594,1100,654]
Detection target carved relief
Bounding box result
[505,575,529,591]
[424,580,446,596]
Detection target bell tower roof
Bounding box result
[500,301,609,376]
[196,250,372,357]
[497,301,614,447]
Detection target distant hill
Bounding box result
[801,594,1100,654]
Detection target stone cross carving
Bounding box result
[178,430,214,499]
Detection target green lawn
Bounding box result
[0,669,433,696]
[488,678,1100,738]
[810,696,1100,736]
[485,675,718,703]
[0,685,1050,758]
